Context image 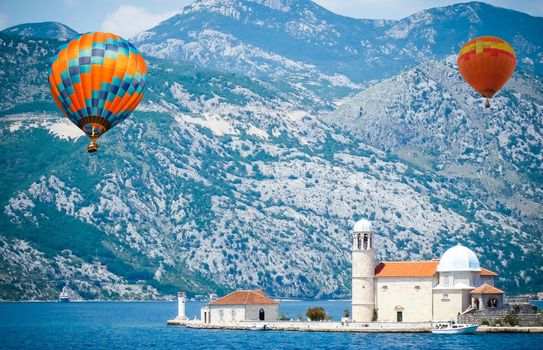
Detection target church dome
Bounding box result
[437,244,481,272]
[353,219,372,232]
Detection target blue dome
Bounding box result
[437,244,481,272]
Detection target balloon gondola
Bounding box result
[457,36,516,108]
[48,32,147,153]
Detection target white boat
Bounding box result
[58,286,70,303]
[431,321,478,334]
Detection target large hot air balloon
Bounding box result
[49,32,147,152]
[457,36,516,108]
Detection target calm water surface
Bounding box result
[0,301,542,350]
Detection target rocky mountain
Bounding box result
[0,1,542,300]
[326,57,543,281]
[133,0,543,84]
[326,56,543,183]
[1,22,78,41]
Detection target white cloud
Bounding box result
[101,5,177,39]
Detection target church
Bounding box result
[351,219,503,322]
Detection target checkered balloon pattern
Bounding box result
[49,32,147,139]
[457,36,516,99]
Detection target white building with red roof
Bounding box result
[352,219,501,323]
[200,289,279,324]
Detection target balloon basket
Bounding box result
[485,99,490,108]
[87,140,99,153]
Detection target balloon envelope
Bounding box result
[457,36,516,99]
[49,32,147,149]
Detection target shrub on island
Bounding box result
[503,313,519,326]
[306,307,329,321]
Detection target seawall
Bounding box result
[167,319,543,333]
[168,319,431,333]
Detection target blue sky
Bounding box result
[1,0,542,38]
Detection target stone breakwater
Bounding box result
[167,320,431,333]
[167,320,543,333]
[477,326,543,333]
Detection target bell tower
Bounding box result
[351,219,375,322]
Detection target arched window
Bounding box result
[487,297,498,308]
[363,234,368,250]
[357,234,362,250]
[259,308,265,321]
[231,309,236,321]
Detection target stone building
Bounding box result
[200,289,279,324]
[458,286,542,326]
[351,219,502,323]
[469,283,504,311]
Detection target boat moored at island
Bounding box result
[431,321,478,334]
[58,286,70,303]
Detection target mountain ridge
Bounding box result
[1,22,78,41]
[0,2,542,300]
[133,0,543,84]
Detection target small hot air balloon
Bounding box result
[49,32,147,152]
[457,36,516,108]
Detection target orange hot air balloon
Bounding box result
[457,36,516,108]
[49,32,147,153]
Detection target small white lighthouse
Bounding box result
[351,219,375,322]
[177,291,188,320]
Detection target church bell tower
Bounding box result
[351,219,375,322]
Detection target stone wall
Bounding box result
[459,304,543,327]
[246,304,279,321]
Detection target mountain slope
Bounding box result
[0,33,60,113]
[133,0,543,84]
[325,57,543,289]
[1,22,77,41]
[1,27,542,300]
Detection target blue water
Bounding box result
[0,301,542,350]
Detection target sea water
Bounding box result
[0,301,542,350]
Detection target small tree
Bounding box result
[481,319,490,326]
[503,312,519,326]
[343,309,350,318]
[306,307,327,321]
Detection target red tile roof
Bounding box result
[209,290,279,305]
[480,268,497,276]
[374,260,499,278]
[470,283,504,294]
[375,261,439,277]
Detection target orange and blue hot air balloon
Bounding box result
[49,32,147,152]
[457,36,516,108]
